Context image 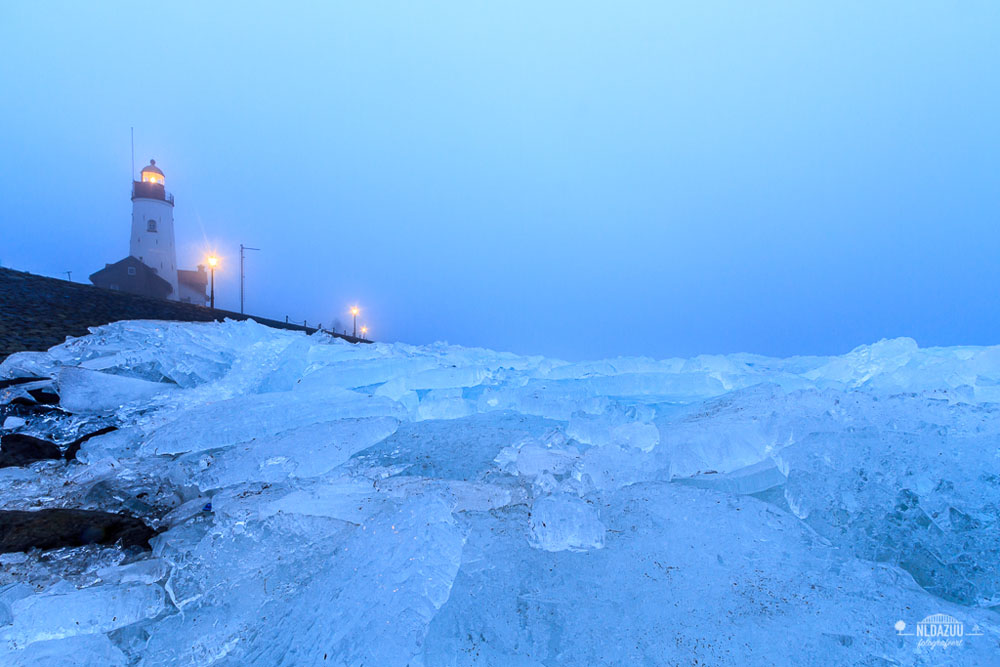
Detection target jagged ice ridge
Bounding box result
[0,320,998,665]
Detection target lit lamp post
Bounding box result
[350,306,359,338]
[207,255,219,310]
[360,325,368,340]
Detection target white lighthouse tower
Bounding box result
[130,159,179,299]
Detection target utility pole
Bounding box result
[240,244,260,314]
[64,271,72,282]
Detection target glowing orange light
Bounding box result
[350,306,359,316]
[207,255,219,268]
[141,160,163,185]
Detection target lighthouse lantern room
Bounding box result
[141,160,164,184]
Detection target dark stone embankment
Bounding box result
[0,266,369,360]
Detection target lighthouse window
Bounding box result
[147,219,158,232]
[127,266,137,276]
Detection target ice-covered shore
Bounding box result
[0,319,998,665]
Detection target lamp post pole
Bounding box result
[351,306,359,338]
[207,255,219,310]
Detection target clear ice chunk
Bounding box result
[529,493,606,552]
[57,367,176,415]
[0,582,166,647]
[1,633,128,667]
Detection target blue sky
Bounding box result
[1,2,998,359]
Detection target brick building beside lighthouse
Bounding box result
[90,159,208,304]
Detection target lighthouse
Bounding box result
[90,159,208,304]
[129,160,179,299]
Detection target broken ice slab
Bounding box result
[97,558,171,585]
[203,334,313,395]
[2,416,27,430]
[137,387,406,457]
[566,402,659,451]
[63,425,118,460]
[0,380,59,408]
[240,475,519,528]
[379,365,493,394]
[47,319,304,388]
[0,633,128,667]
[803,337,1000,396]
[140,493,464,665]
[360,412,563,482]
[424,482,999,665]
[57,367,176,415]
[0,582,32,625]
[295,356,440,392]
[476,381,610,421]
[781,428,1000,606]
[224,494,464,666]
[374,476,522,514]
[0,581,166,647]
[415,388,473,421]
[158,496,213,528]
[74,427,141,463]
[672,458,788,496]
[653,384,808,479]
[495,431,581,480]
[0,352,60,382]
[173,416,400,491]
[255,475,383,524]
[476,372,734,422]
[529,493,605,552]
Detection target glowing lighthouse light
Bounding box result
[141,159,164,184]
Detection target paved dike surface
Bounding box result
[0,267,366,360]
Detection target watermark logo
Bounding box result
[895,613,984,650]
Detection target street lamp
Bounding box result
[350,306,359,338]
[207,255,219,310]
[360,325,368,339]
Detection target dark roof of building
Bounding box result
[178,267,207,288]
[140,159,163,176]
[90,256,173,299]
